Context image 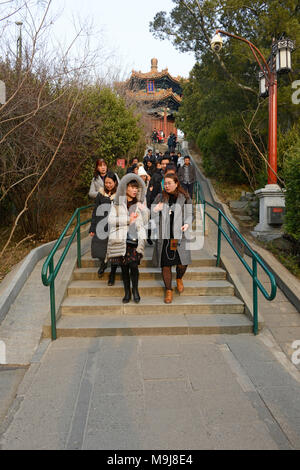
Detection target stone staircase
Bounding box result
[43,246,253,338]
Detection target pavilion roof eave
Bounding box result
[146,108,176,116]
[126,89,182,105]
[130,70,182,84]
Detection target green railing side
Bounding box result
[41,204,93,340]
[195,181,277,335]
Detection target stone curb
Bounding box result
[250,242,300,313]
[205,175,300,311]
[220,254,265,331]
[0,228,90,324]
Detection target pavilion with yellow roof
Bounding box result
[125,58,183,139]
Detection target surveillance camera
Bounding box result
[211,33,223,52]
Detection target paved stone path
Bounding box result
[1,334,300,450]
[0,144,299,450]
[189,147,300,372]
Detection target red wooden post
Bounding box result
[268,77,278,184]
[164,108,167,139]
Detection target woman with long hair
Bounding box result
[106,174,149,304]
[88,158,119,199]
[152,173,192,304]
[89,172,119,284]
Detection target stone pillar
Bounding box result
[253,184,286,240]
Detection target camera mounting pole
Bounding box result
[213,29,277,185]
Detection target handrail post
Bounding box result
[49,258,57,341]
[203,200,206,237]
[217,212,222,267]
[77,210,82,269]
[253,258,259,335]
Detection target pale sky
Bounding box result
[52,0,195,80]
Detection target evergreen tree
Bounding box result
[150,0,300,186]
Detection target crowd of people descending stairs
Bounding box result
[88,147,197,305]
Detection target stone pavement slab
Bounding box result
[203,200,300,374]
[1,334,300,450]
[0,238,90,366]
[0,368,27,422]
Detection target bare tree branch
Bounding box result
[0,172,38,203]
[0,0,52,113]
[0,89,80,259]
[189,0,257,94]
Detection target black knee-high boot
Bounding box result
[130,266,140,304]
[98,258,107,278]
[108,265,117,286]
[121,266,131,303]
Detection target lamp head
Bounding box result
[211,33,223,52]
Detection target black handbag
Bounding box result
[126,225,138,246]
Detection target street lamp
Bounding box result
[211,30,295,238]
[15,21,23,64]
[258,70,268,98]
[211,30,295,185]
[274,39,294,73]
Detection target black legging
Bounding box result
[121,264,139,283]
[162,265,187,291]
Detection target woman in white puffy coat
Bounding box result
[106,174,149,304]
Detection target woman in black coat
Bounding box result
[89,172,119,285]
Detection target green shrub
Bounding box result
[284,140,300,242]
[196,119,246,183]
[78,86,145,197]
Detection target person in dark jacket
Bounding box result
[168,133,176,153]
[170,151,178,168]
[178,155,196,199]
[146,157,170,209]
[126,157,139,174]
[143,149,154,166]
[145,159,155,177]
[89,172,119,285]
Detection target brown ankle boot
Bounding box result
[164,290,173,304]
[176,279,184,294]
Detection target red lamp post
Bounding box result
[211,31,294,185]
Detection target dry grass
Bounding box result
[0,236,38,282]
[190,146,300,280]
[0,207,92,283]
[209,178,252,205]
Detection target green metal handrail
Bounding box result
[41,204,93,340]
[195,181,277,335]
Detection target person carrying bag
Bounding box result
[106,174,149,304]
[152,173,192,304]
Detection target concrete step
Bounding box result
[73,267,227,282]
[81,256,216,269]
[68,280,235,297]
[43,313,253,338]
[60,295,244,316]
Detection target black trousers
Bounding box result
[182,182,194,200]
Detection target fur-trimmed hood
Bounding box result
[98,186,116,200]
[114,173,146,205]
